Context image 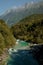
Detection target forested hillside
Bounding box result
[0,20,16,55]
[11,14,43,44]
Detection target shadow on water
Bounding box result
[7,50,39,65]
[32,45,43,65]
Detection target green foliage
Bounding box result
[11,14,43,44]
[0,19,16,55]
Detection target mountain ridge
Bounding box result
[0,1,43,26]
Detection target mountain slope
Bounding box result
[11,14,43,44]
[0,1,43,26]
[0,20,16,55]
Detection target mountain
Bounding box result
[11,14,43,44]
[0,20,16,55]
[0,1,43,26]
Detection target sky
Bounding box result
[0,0,43,15]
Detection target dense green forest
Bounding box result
[0,20,16,55]
[0,14,43,55]
[11,14,43,44]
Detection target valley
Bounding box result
[0,1,43,65]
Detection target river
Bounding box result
[7,40,39,65]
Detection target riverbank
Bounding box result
[0,48,9,65]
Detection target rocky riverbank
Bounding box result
[0,48,9,65]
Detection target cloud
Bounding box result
[12,6,17,9]
[31,1,34,4]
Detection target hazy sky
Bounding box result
[0,0,43,15]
